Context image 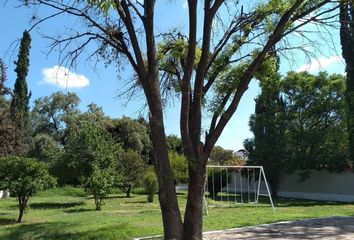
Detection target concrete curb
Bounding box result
[133,216,354,240]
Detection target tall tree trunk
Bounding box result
[183,155,207,240]
[147,77,183,239]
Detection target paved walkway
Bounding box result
[203,216,354,240]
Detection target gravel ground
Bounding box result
[203,216,354,240]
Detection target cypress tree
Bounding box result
[10,30,31,130]
[339,1,354,170]
[9,30,32,156]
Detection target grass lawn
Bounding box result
[0,187,353,240]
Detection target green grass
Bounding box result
[0,187,353,240]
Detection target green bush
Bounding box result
[143,169,158,203]
[169,151,188,184]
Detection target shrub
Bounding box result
[0,156,56,222]
[144,169,158,203]
[169,151,188,184]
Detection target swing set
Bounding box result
[204,165,276,215]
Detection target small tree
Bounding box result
[143,168,158,203]
[84,167,114,210]
[116,149,146,197]
[0,157,56,222]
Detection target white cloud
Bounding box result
[297,56,344,73]
[41,66,90,89]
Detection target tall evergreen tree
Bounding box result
[9,30,32,156]
[10,30,31,129]
[339,1,354,170]
[245,55,286,197]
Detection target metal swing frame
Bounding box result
[204,165,276,215]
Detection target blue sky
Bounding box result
[0,1,345,151]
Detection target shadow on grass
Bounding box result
[274,198,351,207]
[30,202,85,209]
[206,195,353,208]
[0,218,16,225]
[1,221,129,240]
[64,208,93,214]
[86,195,130,200]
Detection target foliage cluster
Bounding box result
[246,71,350,195]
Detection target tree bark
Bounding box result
[149,107,184,239]
[17,196,27,223]
[183,155,207,240]
[146,73,184,239]
[126,186,131,198]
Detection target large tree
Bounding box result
[23,1,337,238]
[245,61,286,197]
[339,0,354,170]
[10,31,31,131]
[32,91,80,145]
[9,30,32,156]
[281,72,349,177]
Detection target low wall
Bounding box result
[277,170,354,202]
[213,169,354,202]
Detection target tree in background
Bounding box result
[109,117,151,162]
[0,157,56,222]
[63,122,118,185]
[247,71,349,191]
[0,59,10,98]
[32,91,80,145]
[282,72,349,178]
[245,56,286,196]
[84,167,115,210]
[23,0,338,238]
[115,149,146,198]
[9,30,32,156]
[0,59,17,157]
[210,146,234,165]
[28,133,63,164]
[339,1,354,170]
[143,168,158,203]
[166,135,184,154]
[169,151,188,184]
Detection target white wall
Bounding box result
[0,190,9,199]
[215,169,354,202]
[277,170,354,202]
